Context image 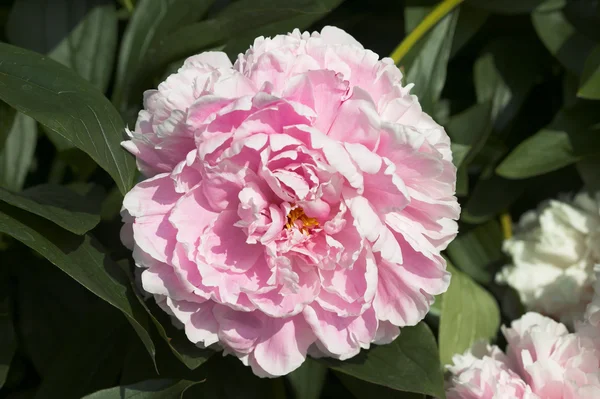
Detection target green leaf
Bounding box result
[35,305,129,398]
[439,261,500,366]
[578,45,600,99]
[0,296,15,389]
[287,358,328,399]
[429,294,444,317]
[577,155,600,193]
[100,186,124,221]
[220,0,344,59]
[0,43,136,194]
[473,41,544,134]
[532,0,595,75]
[113,0,216,110]
[0,101,16,151]
[405,8,459,115]
[0,113,37,192]
[336,373,425,399]
[323,323,445,398]
[446,101,493,165]
[496,129,577,178]
[48,4,118,92]
[83,379,198,399]
[0,202,157,365]
[462,175,527,223]
[455,165,469,197]
[141,297,214,370]
[450,143,470,169]
[135,0,343,98]
[0,184,100,235]
[446,102,492,146]
[450,4,489,57]
[446,220,504,284]
[466,0,545,14]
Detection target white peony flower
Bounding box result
[576,265,600,349]
[496,192,600,327]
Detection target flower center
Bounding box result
[285,206,319,235]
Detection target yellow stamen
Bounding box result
[285,206,319,235]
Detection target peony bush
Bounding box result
[1,0,600,397]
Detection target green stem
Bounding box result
[123,0,134,13]
[390,0,464,64]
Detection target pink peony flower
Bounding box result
[446,313,600,398]
[121,27,459,376]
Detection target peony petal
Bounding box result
[250,316,316,377]
[373,258,434,326]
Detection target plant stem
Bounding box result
[390,0,464,64]
[124,0,134,13]
[500,212,513,239]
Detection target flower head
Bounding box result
[446,313,600,398]
[497,192,600,326]
[121,27,459,376]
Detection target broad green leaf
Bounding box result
[473,40,544,134]
[336,373,425,399]
[135,0,344,97]
[466,0,545,13]
[6,1,102,51]
[450,143,470,168]
[405,8,459,115]
[0,43,136,194]
[439,261,500,366]
[287,358,328,399]
[6,1,117,93]
[43,125,99,181]
[35,305,129,398]
[140,297,214,370]
[446,220,504,284]
[532,0,595,75]
[0,101,16,151]
[0,202,157,365]
[498,103,600,180]
[0,113,36,192]
[578,45,600,100]
[446,102,492,146]
[100,186,124,221]
[0,184,100,234]
[462,175,527,223]
[220,0,344,59]
[429,294,444,317]
[446,101,492,196]
[323,323,445,398]
[446,101,493,165]
[112,0,216,110]
[450,4,489,57]
[84,379,198,399]
[577,155,600,193]
[0,295,15,389]
[496,129,577,178]
[455,165,469,196]
[48,4,118,92]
